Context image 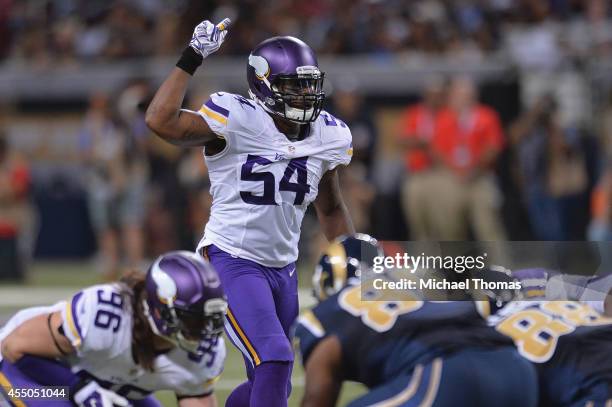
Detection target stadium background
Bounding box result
[1,0,612,405]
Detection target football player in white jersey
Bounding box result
[145,18,354,407]
[0,251,227,407]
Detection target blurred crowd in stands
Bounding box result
[1,0,612,280]
[0,0,611,63]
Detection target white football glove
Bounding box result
[189,18,231,59]
[73,380,130,407]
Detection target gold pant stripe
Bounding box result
[370,358,443,407]
[0,372,26,407]
[371,364,424,407]
[418,358,443,407]
[226,308,261,366]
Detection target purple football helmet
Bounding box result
[143,251,227,353]
[247,36,325,124]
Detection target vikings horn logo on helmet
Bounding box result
[151,260,178,305]
[248,54,270,80]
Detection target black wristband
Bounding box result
[176,46,203,75]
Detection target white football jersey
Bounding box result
[194,92,353,267]
[0,284,225,400]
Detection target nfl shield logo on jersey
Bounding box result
[288,145,295,153]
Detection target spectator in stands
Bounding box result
[0,131,31,281]
[397,76,446,240]
[588,163,612,241]
[0,0,12,60]
[177,148,212,247]
[330,78,377,174]
[431,76,506,240]
[566,0,612,60]
[510,95,591,240]
[78,91,145,280]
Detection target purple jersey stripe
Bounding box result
[70,291,84,339]
[205,99,230,118]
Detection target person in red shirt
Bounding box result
[430,76,506,240]
[0,131,31,281]
[397,77,446,240]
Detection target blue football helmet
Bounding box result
[313,234,383,302]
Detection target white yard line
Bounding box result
[214,376,305,390]
[0,287,76,307]
[0,287,317,309]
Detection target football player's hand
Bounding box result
[73,380,130,407]
[189,18,231,59]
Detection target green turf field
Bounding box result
[0,262,366,406]
[154,343,366,406]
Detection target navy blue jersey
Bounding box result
[490,301,612,406]
[295,284,512,388]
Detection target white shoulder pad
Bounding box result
[61,284,128,356]
[195,92,262,138]
[318,111,353,170]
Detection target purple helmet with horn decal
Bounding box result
[247,36,325,124]
[143,251,227,353]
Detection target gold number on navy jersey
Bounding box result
[338,284,423,332]
[496,310,574,362]
[541,301,612,327]
[496,301,612,363]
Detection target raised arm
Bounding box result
[145,19,231,147]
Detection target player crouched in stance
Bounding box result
[295,235,538,407]
[492,268,612,407]
[0,251,227,407]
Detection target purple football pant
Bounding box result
[206,245,298,367]
[0,359,162,407]
[205,245,298,393]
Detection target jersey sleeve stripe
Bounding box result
[65,292,83,346]
[204,375,221,386]
[0,372,27,407]
[199,106,228,125]
[205,99,230,118]
[226,308,261,366]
